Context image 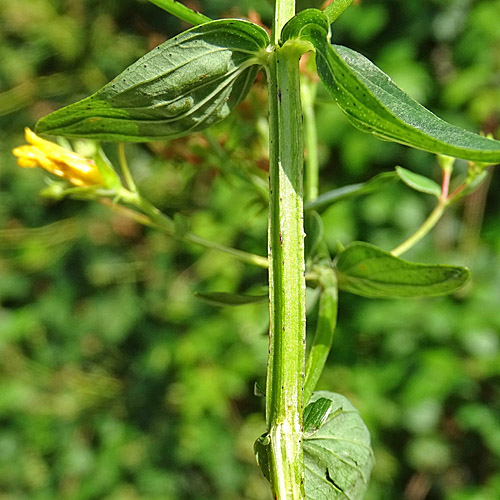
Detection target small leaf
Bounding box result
[305,211,324,259]
[285,10,500,163]
[36,20,269,141]
[303,397,334,437]
[395,166,441,197]
[94,147,122,190]
[304,391,374,500]
[335,242,470,298]
[305,171,398,212]
[254,432,271,482]
[195,291,267,306]
[463,170,489,197]
[304,268,337,404]
[147,0,211,26]
[323,0,354,24]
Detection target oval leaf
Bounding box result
[285,10,500,163]
[335,241,470,298]
[36,20,269,141]
[304,391,374,500]
[395,166,441,197]
[195,291,267,306]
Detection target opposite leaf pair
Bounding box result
[36,10,500,166]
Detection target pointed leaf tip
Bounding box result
[336,242,470,298]
[36,20,269,142]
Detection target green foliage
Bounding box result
[283,9,500,162]
[36,20,269,141]
[304,391,374,500]
[395,167,441,198]
[1,0,500,499]
[335,242,470,298]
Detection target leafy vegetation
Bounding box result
[1,0,500,499]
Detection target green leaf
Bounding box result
[285,10,500,163]
[323,0,354,24]
[254,432,271,482]
[303,397,334,437]
[304,268,337,404]
[94,147,122,190]
[195,291,267,306]
[395,166,441,197]
[335,242,470,298]
[305,171,398,212]
[36,20,269,141]
[316,43,500,162]
[147,0,211,26]
[305,211,324,259]
[304,391,374,500]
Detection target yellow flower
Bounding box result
[13,128,104,187]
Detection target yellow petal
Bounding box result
[13,128,105,187]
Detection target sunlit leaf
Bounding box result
[303,397,333,437]
[304,391,374,500]
[335,242,470,297]
[395,166,441,197]
[283,9,500,163]
[36,20,269,141]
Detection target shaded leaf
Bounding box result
[195,291,267,306]
[304,268,337,404]
[305,211,325,259]
[36,20,269,141]
[304,391,374,500]
[395,166,441,197]
[335,242,470,298]
[94,147,122,190]
[305,172,398,212]
[254,432,271,482]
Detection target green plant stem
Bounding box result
[391,200,447,257]
[273,1,295,44]
[301,78,319,202]
[147,0,211,25]
[183,232,268,268]
[107,193,268,268]
[117,143,137,193]
[265,12,307,498]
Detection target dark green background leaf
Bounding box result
[335,242,470,297]
[305,171,398,212]
[36,20,269,141]
[304,391,374,500]
[195,291,268,306]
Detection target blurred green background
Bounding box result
[1,1,499,499]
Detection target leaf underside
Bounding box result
[36,20,269,141]
[335,241,470,298]
[285,9,500,163]
[304,391,374,500]
[317,42,500,163]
